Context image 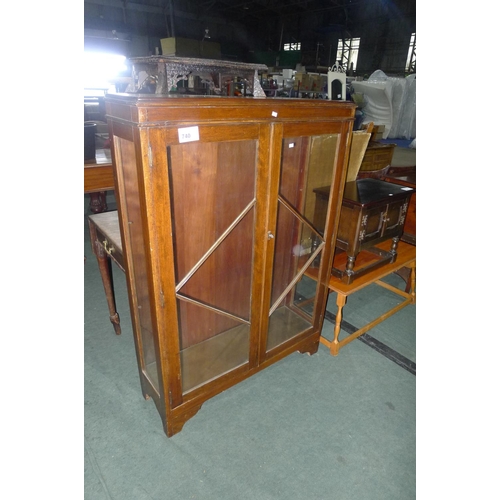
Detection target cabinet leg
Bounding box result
[297,337,320,355]
[167,402,204,437]
[331,293,347,356]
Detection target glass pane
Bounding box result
[177,210,254,322]
[267,134,339,352]
[169,141,256,284]
[114,136,159,391]
[168,139,257,393]
[178,303,250,393]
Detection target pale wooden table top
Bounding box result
[88,210,122,254]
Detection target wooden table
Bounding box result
[84,148,114,213]
[306,239,416,356]
[88,210,124,335]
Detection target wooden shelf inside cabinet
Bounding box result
[104,94,355,437]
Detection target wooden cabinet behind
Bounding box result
[105,94,355,436]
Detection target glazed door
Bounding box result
[264,122,345,354]
[166,124,266,395]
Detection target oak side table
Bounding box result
[305,239,416,356]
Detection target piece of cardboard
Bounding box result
[160,37,221,59]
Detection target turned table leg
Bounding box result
[95,243,121,335]
[409,263,416,303]
[89,191,108,214]
[331,293,347,356]
[389,236,399,262]
[345,254,356,278]
[89,222,121,335]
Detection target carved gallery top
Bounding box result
[127,55,268,97]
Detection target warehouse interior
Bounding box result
[84,0,416,75]
[2,3,496,499]
[88,1,420,498]
[78,2,487,499]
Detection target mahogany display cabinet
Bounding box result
[104,94,355,436]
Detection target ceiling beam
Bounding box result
[85,0,164,14]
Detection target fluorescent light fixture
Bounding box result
[84,52,127,90]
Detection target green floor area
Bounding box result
[84,195,416,500]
